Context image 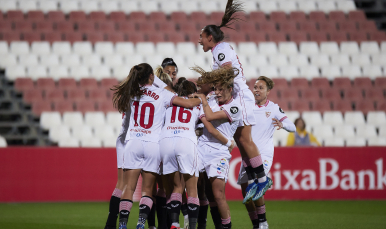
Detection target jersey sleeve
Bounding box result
[162,89,177,108]
[199,104,206,120]
[221,103,242,123]
[213,46,232,67]
[274,104,288,122]
[153,75,167,88]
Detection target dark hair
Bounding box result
[257,76,275,90]
[173,77,186,92]
[294,117,306,130]
[177,79,197,97]
[111,63,153,113]
[202,0,244,43]
[161,58,178,72]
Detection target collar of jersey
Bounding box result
[219,97,233,106]
[211,42,223,52]
[256,100,270,108]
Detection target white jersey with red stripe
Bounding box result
[196,91,217,130]
[252,100,288,157]
[125,84,176,142]
[211,42,249,93]
[199,98,242,151]
[160,102,201,144]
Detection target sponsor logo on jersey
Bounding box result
[167,126,190,131]
[266,111,271,118]
[230,107,238,114]
[136,133,144,137]
[218,53,225,61]
[220,158,227,165]
[131,129,152,134]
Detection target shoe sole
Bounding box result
[252,178,273,201]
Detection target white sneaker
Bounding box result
[259,221,269,229]
[183,215,189,229]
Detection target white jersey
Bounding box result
[196,91,217,129]
[126,84,176,142]
[199,98,243,151]
[160,102,201,144]
[252,100,288,156]
[211,42,248,93]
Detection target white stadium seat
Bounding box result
[94,125,116,139]
[72,125,93,140]
[284,111,300,123]
[362,65,383,79]
[278,42,298,55]
[356,125,378,138]
[63,112,84,128]
[298,1,317,14]
[249,54,268,67]
[112,66,132,80]
[52,42,72,55]
[19,54,39,67]
[27,66,47,80]
[10,41,29,55]
[58,137,80,147]
[321,65,341,79]
[300,42,319,55]
[366,111,386,126]
[103,137,117,147]
[380,41,386,53]
[40,54,60,66]
[336,0,356,13]
[302,111,323,126]
[48,65,69,79]
[81,138,102,147]
[242,66,259,80]
[341,65,362,79]
[351,54,371,66]
[288,54,309,67]
[331,54,351,66]
[323,111,344,126]
[176,42,197,56]
[38,0,59,13]
[146,54,165,68]
[6,66,26,80]
[138,0,159,14]
[100,1,119,13]
[31,42,51,55]
[346,137,366,147]
[340,42,360,55]
[368,137,386,146]
[160,1,179,14]
[310,54,330,67]
[136,42,156,55]
[0,136,7,147]
[156,42,176,56]
[268,54,288,66]
[84,112,106,128]
[115,42,135,55]
[180,1,199,14]
[82,54,102,67]
[334,125,356,138]
[273,128,290,146]
[0,54,17,68]
[49,125,71,142]
[258,66,278,78]
[313,125,334,139]
[124,54,146,67]
[278,0,298,13]
[61,53,81,66]
[259,1,278,13]
[317,0,337,13]
[59,0,79,14]
[90,66,111,80]
[242,1,259,13]
[324,137,345,147]
[360,41,380,54]
[199,1,219,14]
[120,1,139,14]
[320,42,340,55]
[95,42,115,55]
[371,54,386,65]
[185,54,208,68]
[279,66,299,79]
[238,42,258,56]
[73,42,93,55]
[259,42,278,55]
[0,41,8,54]
[106,112,123,128]
[79,0,99,13]
[1,0,17,12]
[103,54,124,67]
[40,112,62,130]
[344,111,366,126]
[19,0,38,12]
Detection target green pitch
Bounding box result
[1,201,385,229]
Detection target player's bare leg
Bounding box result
[136,171,158,229]
[210,177,232,229]
[105,168,126,229]
[184,173,199,229]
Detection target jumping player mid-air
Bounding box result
[238,76,295,229]
[197,0,272,203]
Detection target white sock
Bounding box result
[258,176,267,183]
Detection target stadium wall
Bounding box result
[1,147,385,202]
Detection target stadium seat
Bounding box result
[302,111,323,126]
[313,125,334,139]
[66,88,86,102]
[258,42,278,55]
[81,53,102,67]
[362,65,383,79]
[72,125,93,140]
[90,65,111,80]
[249,54,268,67]
[323,137,345,146]
[84,111,106,128]
[288,31,308,45]
[18,54,38,67]
[312,100,332,113]
[103,54,123,67]
[49,125,71,143]
[318,21,337,32]
[360,41,380,54]
[238,42,258,56]
[97,100,116,112]
[340,41,360,55]
[53,100,75,113]
[268,54,288,66]
[40,111,62,129]
[341,65,362,79]
[311,77,330,89]
[353,77,372,89]
[368,137,386,146]
[0,53,17,69]
[344,111,366,126]
[321,65,341,79]
[320,42,339,55]
[288,54,309,67]
[351,53,371,66]
[366,111,386,126]
[356,125,378,139]
[258,66,278,78]
[323,111,344,125]
[335,125,356,138]
[330,53,351,66]
[58,137,80,147]
[94,125,116,140]
[346,137,366,146]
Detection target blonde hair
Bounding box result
[154,65,173,87]
[190,66,239,88]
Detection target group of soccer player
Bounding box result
[103,1,296,229]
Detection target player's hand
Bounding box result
[228,140,236,153]
[272,118,283,130]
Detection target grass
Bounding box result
[0,201,386,229]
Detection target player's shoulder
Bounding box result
[268,101,286,114]
[225,98,242,115]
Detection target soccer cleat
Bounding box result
[136,223,145,229]
[243,180,258,204]
[184,215,189,229]
[170,225,181,229]
[259,221,269,229]
[252,177,273,202]
[118,222,127,229]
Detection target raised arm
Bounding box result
[172,96,201,109]
[197,94,228,122]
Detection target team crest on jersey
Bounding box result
[218,53,225,61]
[265,111,271,118]
[230,107,238,114]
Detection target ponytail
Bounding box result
[154,65,173,88]
[177,79,197,97]
[111,63,153,113]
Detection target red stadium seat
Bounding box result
[348,10,367,21]
[267,32,286,42]
[75,100,97,113]
[106,32,125,43]
[349,32,368,42]
[329,31,348,43]
[88,88,108,100]
[6,10,24,21]
[138,22,156,32]
[353,77,372,89]
[290,100,311,112]
[14,78,34,92]
[128,12,147,22]
[300,88,320,100]
[127,33,145,43]
[97,21,116,32]
[36,78,55,90]
[43,32,62,43]
[146,32,166,43]
[355,100,376,114]
[66,89,86,102]
[309,31,328,43]
[238,22,257,32]
[14,21,33,31]
[368,31,386,43]
[229,33,247,43]
[364,88,384,101]
[318,21,337,32]
[209,12,224,22]
[23,89,43,104]
[291,78,309,89]
[167,32,186,43]
[279,89,299,100]
[358,21,377,32]
[55,21,74,32]
[97,100,117,112]
[47,11,65,22]
[333,77,352,90]
[343,88,364,102]
[1,32,21,42]
[157,21,176,32]
[338,21,357,32]
[170,12,188,22]
[100,78,118,89]
[53,100,74,113]
[89,11,107,21]
[289,11,306,22]
[321,88,342,100]
[190,12,207,22]
[374,77,386,89]
[149,12,167,21]
[299,22,317,32]
[0,11,3,20]
[32,101,53,115]
[328,11,346,22]
[249,12,266,21]
[80,78,98,89]
[35,21,54,32]
[186,32,198,42]
[332,99,353,113]
[267,89,279,102]
[311,77,330,89]
[178,21,198,33]
[58,78,77,90]
[278,22,297,32]
[258,21,276,32]
[44,89,65,102]
[309,11,327,22]
[377,101,386,112]
[63,32,83,43]
[0,21,12,32]
[272,78,289,90]
[247,32,267,43]
[117,21,136,32]
[69,11,87,22]
[312,100,332,113]
[85,32,104,43]
[77,21,96,32]
[27,11,45,21]
[23,31,42,43]
[109,11,126,22]
[288,31,308,44]
[270,11,287,22]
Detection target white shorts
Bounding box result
[116,136,126,168]
[197,143,232,183]
[237,154,273,185]
[122,139,161,174]
[159,137,199,176]
[234,88,256,126]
